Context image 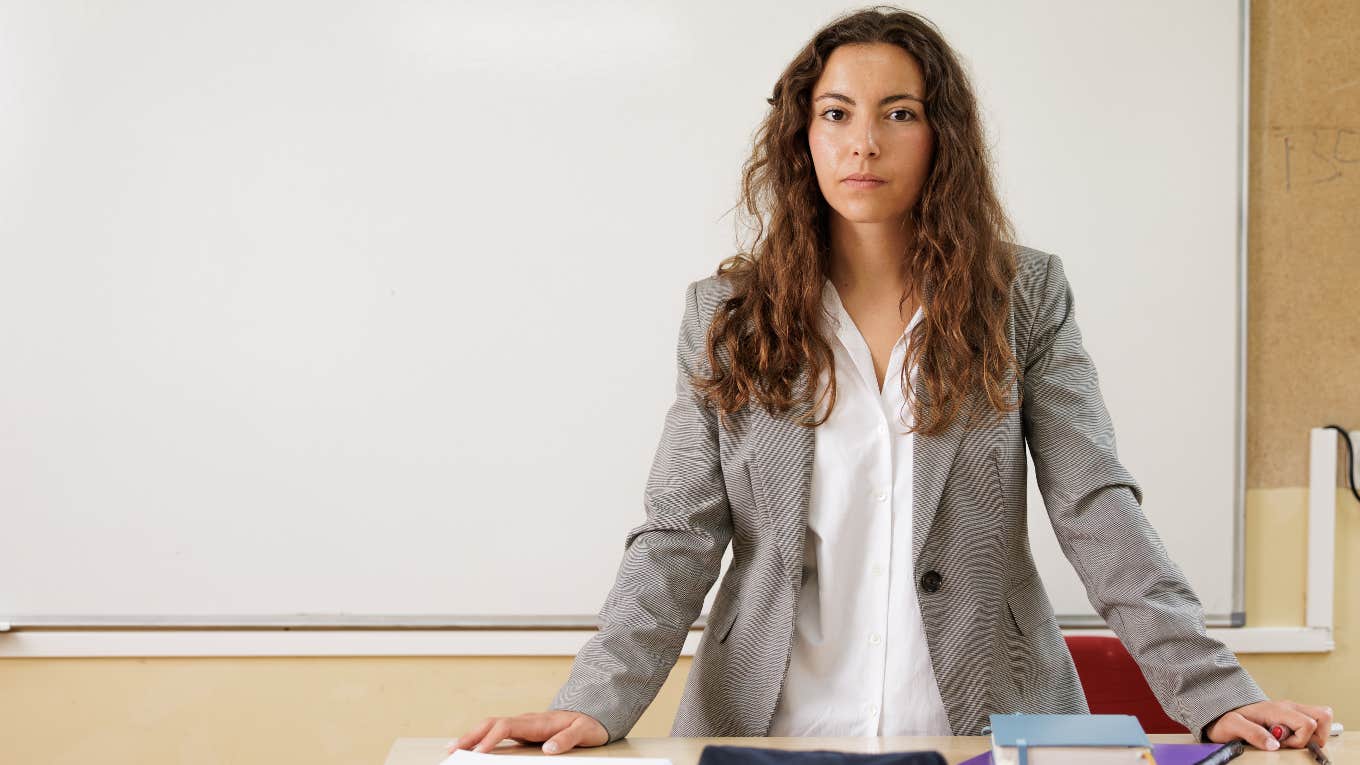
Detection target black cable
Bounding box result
[1323,424,1360,504]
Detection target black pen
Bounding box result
[1191,739,1246,765]
[1307,739,1332,765]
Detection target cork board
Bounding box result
[1247,0,1360,488]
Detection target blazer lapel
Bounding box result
[752,365,816,582]
[909,368,968,568]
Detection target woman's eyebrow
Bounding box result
[813,91,923,106]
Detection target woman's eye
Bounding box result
[819,108,916,122]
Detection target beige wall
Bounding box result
[1237,0,1360,742]
[5,2,1358,763]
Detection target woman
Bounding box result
[451,6,1332,757]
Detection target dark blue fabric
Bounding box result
[696,744,947,765]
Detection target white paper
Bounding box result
[441,748,673,765]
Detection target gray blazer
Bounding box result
[548,246,1265,743]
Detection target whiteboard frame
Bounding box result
[1231,0,1251,627]
[1,0,1253,633]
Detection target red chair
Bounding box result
[1064,635,1189,734]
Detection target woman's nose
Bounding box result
[852,128,879,157]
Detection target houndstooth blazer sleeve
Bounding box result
[546,278,731,743]
[1021,252,1268,741]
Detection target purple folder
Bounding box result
[958,743,1226,765]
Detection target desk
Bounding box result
[386,734,1358,765]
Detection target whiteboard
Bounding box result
[0,0,1246,627]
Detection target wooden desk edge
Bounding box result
[386,733,1355,765]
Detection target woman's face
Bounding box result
[807,43,935,225]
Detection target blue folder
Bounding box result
[697,744,945,765]
[988,714,1150,765]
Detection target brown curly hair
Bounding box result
[690,4,1023,437]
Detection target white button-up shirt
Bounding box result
[767,276,952,737]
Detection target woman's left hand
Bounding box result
[1205,699,1334,750]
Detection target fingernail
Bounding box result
[544,742,559,754]
[1267,738,1280,750]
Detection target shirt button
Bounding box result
[875,489,888,502]
[869,632,882,645]
[866,703,879,715]
[871,563,884,576]
[876,423,886,435]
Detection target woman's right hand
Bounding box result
[447,711,609,756]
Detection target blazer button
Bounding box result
[920,570,942,593]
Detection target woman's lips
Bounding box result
[843,178,887,189]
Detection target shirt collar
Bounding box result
[820,277,923,341]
